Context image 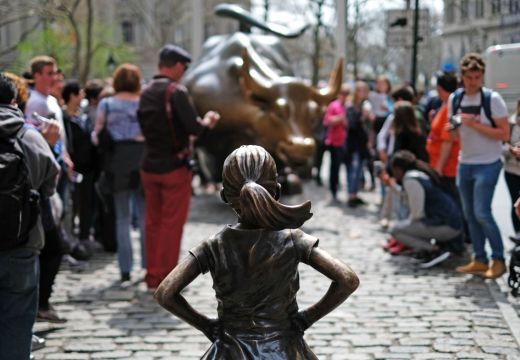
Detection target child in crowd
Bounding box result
[154,145,359,359]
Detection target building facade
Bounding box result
[442,0,520,67]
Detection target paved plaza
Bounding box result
[32,178,520,360]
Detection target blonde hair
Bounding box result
[352,81,369,107]
[30,55,56,75]
[3,72,29,111]
[221,145,312,230]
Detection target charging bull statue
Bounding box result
[183,4,343,192]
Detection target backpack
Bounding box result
[451,87,495,128]
[0,126,40,251]
[509,245,520,297]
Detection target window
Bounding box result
[491,0,502,14]
[174,28,184,44]
[475,0,485,17]
[204,23,215,38]
[445,0,455,23]
[121,20,134,44]
[461,0,469,18]
[510,0,520,13]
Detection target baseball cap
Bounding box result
[159,44,192,64]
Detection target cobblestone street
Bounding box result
[33,180,520,360]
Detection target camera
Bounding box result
[449,114,462,130]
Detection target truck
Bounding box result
[485,43,520,114]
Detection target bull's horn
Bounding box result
[311,58,344,104]
[240,48,276,101]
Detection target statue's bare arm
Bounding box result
[295,248,359,331]
[154,257,219,341]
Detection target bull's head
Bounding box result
[239,48,343,168]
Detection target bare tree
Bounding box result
[80,0,93,83]
[263,0,270,23]
[0,2,42,59]
[345,0,374,79]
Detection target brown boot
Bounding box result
[483,260,506,279]
[456,260,489,276]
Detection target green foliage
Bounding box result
[13,19,136,81]
[88,22,137,79]
[14,25,73,75]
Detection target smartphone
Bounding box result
[31,112,50,127]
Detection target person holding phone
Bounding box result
[449,53,510,279]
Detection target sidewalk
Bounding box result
[32,178,520,359]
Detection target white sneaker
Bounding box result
[418,251,451,269]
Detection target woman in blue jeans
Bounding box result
[345,81,373,207]
[93,64,145,282]
[449,53,510,279]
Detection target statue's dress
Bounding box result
[189,226,320,360]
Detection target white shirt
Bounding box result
[376,113,395,154]
[25,89,66,147]
[447,88,508,164]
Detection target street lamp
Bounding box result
[411,0,420,89]
[106,53,116,74]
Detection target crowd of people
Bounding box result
[317,52,518,276]
[1,45,519,359]
[0,44,219,359]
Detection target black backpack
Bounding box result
[0,126,40,250]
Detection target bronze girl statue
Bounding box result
[155,145,359,359]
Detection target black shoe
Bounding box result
[348,198,365,207]
[71,242,92,261]
[121,272,131,282]
[347,199,358,208]
[32,335,45,351]
[37,306,67,324]
[353,197,366,205]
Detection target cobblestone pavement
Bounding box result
[33,181,520,360]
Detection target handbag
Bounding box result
[98,98,114,153]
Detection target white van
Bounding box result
[485,43,520,114]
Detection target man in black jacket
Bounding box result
[137,44,219,289]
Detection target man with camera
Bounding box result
[137,44,220,290]
[448,53,510,279]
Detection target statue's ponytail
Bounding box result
[239,181,311,230]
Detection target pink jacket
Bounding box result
[323,99,346,147]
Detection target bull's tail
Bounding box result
[215,3,309,39]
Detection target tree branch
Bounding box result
[0,18,41,57]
